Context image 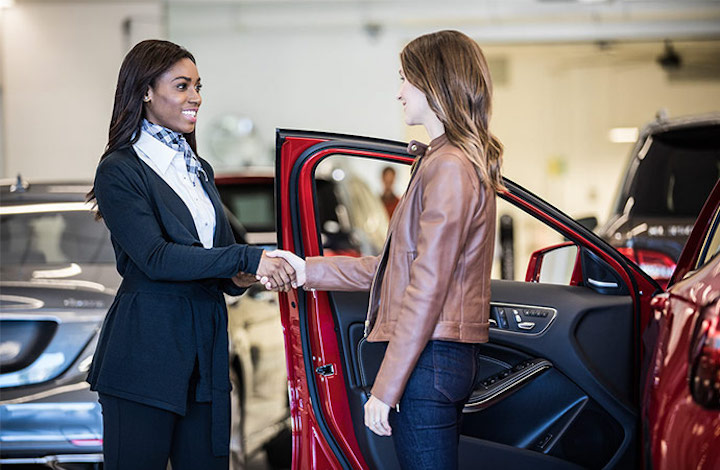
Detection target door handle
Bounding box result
[587,278,618,289]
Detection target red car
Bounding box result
[272,130,719,469]
[643,177,720,470]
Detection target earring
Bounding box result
[143,96,150,102]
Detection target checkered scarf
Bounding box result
[141,119,207,185]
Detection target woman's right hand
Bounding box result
[364,395,392,436]
[262,250,306,290]
[255,251,297,292]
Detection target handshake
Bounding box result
[233,250,306,292]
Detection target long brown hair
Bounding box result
[87,40,198,214]
[400,30,504,191]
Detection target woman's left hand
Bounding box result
[364,395,392,436]
[232,272,258,288]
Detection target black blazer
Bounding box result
[87,146,262,456]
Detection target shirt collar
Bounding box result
[406,133,448,158]
[135,130,182,174]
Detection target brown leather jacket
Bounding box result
[305,134,496,407]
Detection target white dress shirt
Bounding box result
[134,130,216,248]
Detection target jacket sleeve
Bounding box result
[370,154,482,407]
[94,157,263,282]
[305,255,380,292]
[218,278,249,296]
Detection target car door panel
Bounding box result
[276,130,655,469]
[325,279,634,470]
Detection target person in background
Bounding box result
[271,30,504,469]
[380,166,400,217]
[86,39,295,470]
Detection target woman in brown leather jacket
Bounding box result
[271,30,504,469]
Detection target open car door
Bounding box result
[275,130,659,470]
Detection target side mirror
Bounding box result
[526,242,581,285]
[689,303,720,409]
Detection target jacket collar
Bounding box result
[406,133,449,158]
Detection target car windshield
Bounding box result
[0,206,115,265]
[628,125,720,218]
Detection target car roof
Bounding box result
[638,112,720,147]
[0,169,278,203]
[0,179,92,204]
[214,167,274,184]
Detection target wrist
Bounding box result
[245,246,264,275]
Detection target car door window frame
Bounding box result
[696,205,720,270]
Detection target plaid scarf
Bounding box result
[141,119,207,185]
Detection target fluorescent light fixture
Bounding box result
[608,127,639,143]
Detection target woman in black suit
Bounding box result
[86,39,294,470]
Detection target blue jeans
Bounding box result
[389,340,478,470]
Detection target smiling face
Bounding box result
[396,67,434,127]
[144,58,202,134]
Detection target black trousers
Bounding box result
[98,372,229,470]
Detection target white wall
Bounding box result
[484,42,720,221]
[176,27,406,167]
[172,9,720,222]
[0,2,163,181]
[2,1,719,226]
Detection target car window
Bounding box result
[696,205,720,269]
[627,130,720,218]
[314,155,403,256]
[0,208,115,265]
[218,183,275,233]
[312,155,578,285]
[494,198,568,284]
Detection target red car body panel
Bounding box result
[647,263,720,470]
[278,138,417,469]
[645,182,720,470]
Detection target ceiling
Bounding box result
[11,0,720,42]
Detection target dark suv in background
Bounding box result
[598,113,720,287]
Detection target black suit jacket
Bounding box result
[87,146,262,456]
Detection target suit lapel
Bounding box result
[131,148,202,243]
[154,179,202,241]
[387,156,424,234]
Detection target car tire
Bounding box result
[229,364,246,470]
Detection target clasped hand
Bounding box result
[233,250,306,292]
